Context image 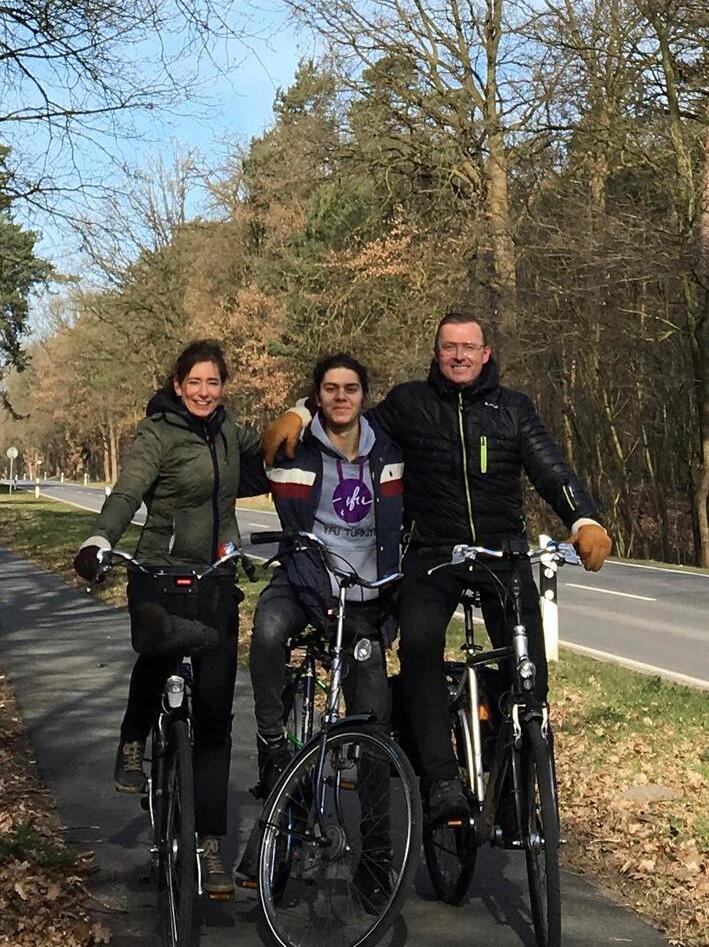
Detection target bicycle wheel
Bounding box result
[423,707,477,904]
[158,719,196,947]
[522,719,561,947]
[258,722,422,947]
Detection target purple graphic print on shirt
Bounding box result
[332,458,372,524]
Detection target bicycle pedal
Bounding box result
[234,877,258,891]
[206,889,234,901]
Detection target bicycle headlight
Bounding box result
[353,638,372,662]
[166,675,185,708]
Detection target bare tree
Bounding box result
[0,1,253,213]
[281,0,549,333]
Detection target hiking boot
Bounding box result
[114,739,146,794]
[200,836,234,900]
[352,853,393,913]
[427,778,471,825]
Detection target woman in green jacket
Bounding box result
[74,339,263,899]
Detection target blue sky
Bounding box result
[18,4,314,275]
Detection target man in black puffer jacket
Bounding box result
[264,309,612,823]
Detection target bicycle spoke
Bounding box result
[258,724,421,947]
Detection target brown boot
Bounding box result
[200,836,234,900]
[113,739,146,794]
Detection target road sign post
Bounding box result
[6,446,18,495]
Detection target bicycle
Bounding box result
[420,539,580,947]
[96,543,245,947]
[249,529,423,947]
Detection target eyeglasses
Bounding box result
[439,342,487,355]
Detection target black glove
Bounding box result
[74,545,103,581]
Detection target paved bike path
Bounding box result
[0,548,669,946]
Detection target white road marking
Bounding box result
[33,489,144,525]
[608,559,709,578]
[564,582,656,602]
[559,641,709,691]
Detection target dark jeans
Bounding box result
[249,568,390,739]
[398,548,546,783]
[121,575,238,837]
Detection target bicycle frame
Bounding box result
[251,529,403,844]
[429,541,577,844]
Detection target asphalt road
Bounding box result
[0,548,670,947]
[12,479,709,688]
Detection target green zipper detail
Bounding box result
[562,484,577,511]
[480,435,488,474]
[458,392,476,541]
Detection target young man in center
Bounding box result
[237,353,403,893]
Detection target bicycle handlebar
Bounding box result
[97,545,245,580]
[250,529,403,591]
[426,538,581,576]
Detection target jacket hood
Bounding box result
[145,388,225,435]
[309,412,376,460]
[427,356,500,400]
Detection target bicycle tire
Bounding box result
[258,722,422,947]
[159,719,196,947]
[423,707,477,904]
[523,719,561,947]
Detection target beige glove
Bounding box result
[262,411,305,465]
[573,523,612,572]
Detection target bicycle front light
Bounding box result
[166,675,185,708]
[353,638,372,662]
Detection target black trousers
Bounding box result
[249,569,390,739]
[398,548,546,783]
[121,576,238,837]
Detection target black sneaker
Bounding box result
[114,739,146,794]
[234,819,260,889]
[236,736,292,887]
[427,778,470,825]
[254,734,292,801]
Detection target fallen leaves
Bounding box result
[0,675,110,946]
[553,667,709,947]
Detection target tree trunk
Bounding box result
[695,106,709,566]
[484,0,517,333]
[109,419,119,484]
[102,432,111,484]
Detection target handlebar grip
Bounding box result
[418,546,452,560]
[250,531,287,546]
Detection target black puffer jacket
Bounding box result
[369,358,598,548]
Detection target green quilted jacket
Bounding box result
[87,390,262,565]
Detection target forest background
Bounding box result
[1,0,708,567]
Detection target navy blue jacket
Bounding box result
[265,422,404,643]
